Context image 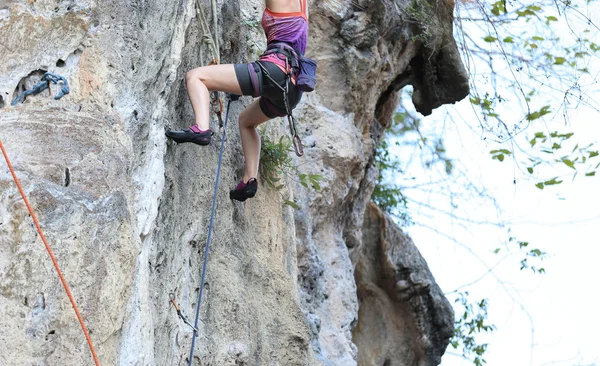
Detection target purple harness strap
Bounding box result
[248,63,261,97]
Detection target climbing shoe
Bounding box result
[165,124,212,145]
[229,178,258,202]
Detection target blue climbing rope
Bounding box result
[11,72,70,106]
[187,93,239,366]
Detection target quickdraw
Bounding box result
[169,293,198,335]
[283,62,304,157]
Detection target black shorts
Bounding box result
[234,61,303,118]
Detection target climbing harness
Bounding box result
[11,72,70,106]
[169,293,199,335]
[257,41,318,157]
[185,94,239,366]
[257,59,304,157]
[0,140,100,366]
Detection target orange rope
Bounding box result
[0,140,101,366]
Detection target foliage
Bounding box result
[373,105,454,226]
[406,0,436,45]
[373,0,600,365]
[458,0,600,190]
[372,133,410,225]
[260,134,322,208]
[451,292,497,366]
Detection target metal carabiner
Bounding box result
[292,135,304,157]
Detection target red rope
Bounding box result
[0,140,101,366]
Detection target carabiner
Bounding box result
[292,135,304,157]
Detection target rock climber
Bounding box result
[166,0,310,202]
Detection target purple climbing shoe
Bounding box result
[229,178,258,202]
[165,124,212,146]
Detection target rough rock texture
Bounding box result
[1,0,467,365]
[353,203,454,365]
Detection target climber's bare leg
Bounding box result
[238,99,271,182]
[185,64,243,130]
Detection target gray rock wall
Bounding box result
[1,0,466,364]
[354,203,454,365]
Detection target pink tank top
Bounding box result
[259,0,309,74]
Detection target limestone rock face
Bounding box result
[353,203,454,365]
[1,0,465,365]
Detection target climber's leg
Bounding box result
[239,98,271,182]
[185,64,243,130]
[230,99,271,202]
[166,64,242,145]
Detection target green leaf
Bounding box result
[586,171,596,176]
[530,249,543,256]
[554,57,566,65]
[284,200,300,209]
[499,149,512,155]
[562,158,575,169]
[590,151,599,158]
[491,1,507,15]
[544,178,563,186]
[503,37,514,43]
[493,154,505,162]
[532,36,544,41]
[470,96,481,105]
[493,248,501,254]
[535,182,544,190]
[527,167,534,174]
[545,15,558,21]
[534,132,546,138]
[483,35,497,43]
[551,143,561,150]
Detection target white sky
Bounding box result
[387,2,600,364]
[404,104,600,366]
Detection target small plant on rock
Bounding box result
[260,134,323,208]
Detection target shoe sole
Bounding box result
[230,190,256,202]
[230,193,255,202]
[165,131,210,146]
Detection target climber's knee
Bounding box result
[186,67,207,86]
[239,99,270,129]
[186,64,242,95]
